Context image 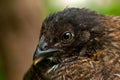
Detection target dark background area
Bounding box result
[0,0,120,80]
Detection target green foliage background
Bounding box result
[44,0,120,16]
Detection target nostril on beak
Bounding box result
[41,42,49,51]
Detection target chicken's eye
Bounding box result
[61,32,73,42]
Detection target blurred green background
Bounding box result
[44,0,120,16]
[0,0,120,80]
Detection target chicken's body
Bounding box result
[24,8,120,80]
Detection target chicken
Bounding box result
[23,8,120,80]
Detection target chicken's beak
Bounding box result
[33,47,59,65]
[33,35,60,65]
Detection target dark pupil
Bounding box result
[63,33,70,40]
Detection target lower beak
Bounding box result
[33,46,60,65]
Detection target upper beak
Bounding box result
[33,35,60,65]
